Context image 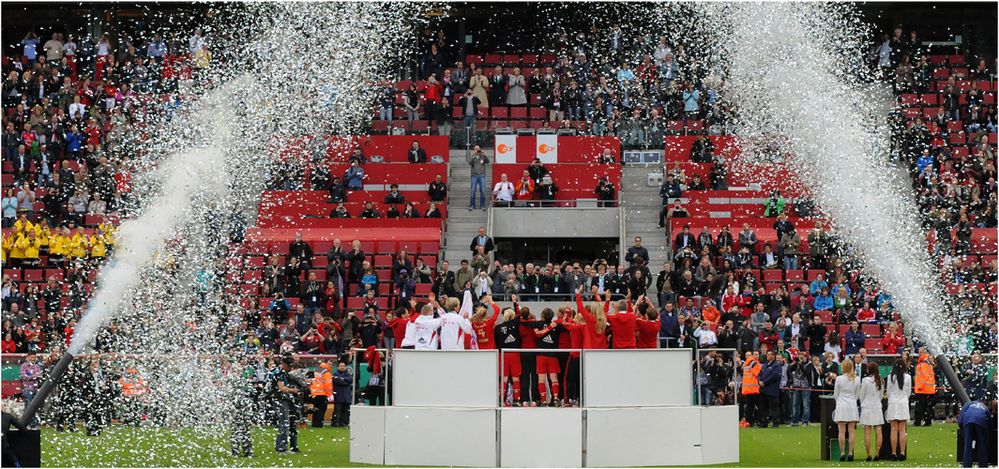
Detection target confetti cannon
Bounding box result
[18,352,75,428]
[935,353,970,406]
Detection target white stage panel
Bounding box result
[585,407,702,467]
[500,408,582,467]
[699,405,740,464]
[392,349,498,407]
[582,349,692,407]
[348,406,385,465]
[384,407,497,467]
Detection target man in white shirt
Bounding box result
[439,297,474,350]
[693,321,718,348]
[493,173,515,207]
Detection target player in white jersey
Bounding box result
[439,294,474,350]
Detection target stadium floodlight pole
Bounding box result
[935,353,970,406]
[19,352,75,428]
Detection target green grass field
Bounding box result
[42,423,960,467]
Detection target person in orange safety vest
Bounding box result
[309,361,334,428]
[741,351,763,426]
[913,348,937,426]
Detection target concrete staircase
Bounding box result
[442,148,491,267]
[621,164,671,297]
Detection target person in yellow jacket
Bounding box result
[913,348,937,426]
[16,230,43,267]
[48,229,68,266]
[34,219,51,251]
[309,361,334,428]
[68,227,90,259]
[9,230,28,267]
[13,214,33,237]
[741,351,763,426]
[90,231,108,261]
[1,231,11,264]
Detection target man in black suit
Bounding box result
[469,226,494,256]
[673,225,696,252]
[407,141,427,163]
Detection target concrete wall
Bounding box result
[491,207,620,238]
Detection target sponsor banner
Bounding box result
[536,133,558,163]
[494,134,517,163]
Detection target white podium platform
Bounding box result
[349,349,739,467]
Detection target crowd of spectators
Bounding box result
[397,27,730,148]
[886,26,998,357]
[2,26,217,354]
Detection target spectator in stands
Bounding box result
[813,286,834,312]
[384,184,405,205]
[467,145,489,210]
[301,272,325,317]
[424,74,444,126]
[536,175,559,206]
[736,223,757,254]
[344,161,365,191]
[763,190,786,217]
[507,68,527,106]
[470,226,494,257]
[493,173,515,207]
[288,232,314,272]
[458,89,480,131]
[424,202,441,218]
[780,229,800,270]
[407,141,427,164]
[595,176,616,207]
[489,66,506,107]
[515,170,535,205]
[469,66,489,109]
[403,83,420,129]
[433,260,457,298]
[844,321,865,356]
[330,203,350,218]
[660,174,682,204]
[673,225,695,253]
[759,244,779,269]
[359,202,379,219]
[454,259,474,294]
[425,173,447,202]
[1,189,16,228]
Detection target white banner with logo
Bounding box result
[536,133,558,164]
[494,134,517,163]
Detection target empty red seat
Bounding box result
[483,54,502,65]
[491,107,509,118]
[862,324,881,337]
[23,269,43,282]
[762,269,783,282]
[3,269,21,282]
[502,54,520,65]
[785,269,804,281]
[946,120,963,132]
[510,107,527,118]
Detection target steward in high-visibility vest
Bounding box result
[914,353,936,394]
[913,350,937,426]
[740,353,763,427]
[309,362,334,427]
[742,354,762,395]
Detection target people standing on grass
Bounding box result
[859,361,885,461]
[885,359,912,461]
[833,358,860,461]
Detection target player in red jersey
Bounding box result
[468,295,501,349]
[635,297,661,349]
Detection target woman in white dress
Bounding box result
[859,362,885,461]
[885,359,912,461]
[833,358,861,461]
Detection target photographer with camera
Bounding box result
[270,356,302,453]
